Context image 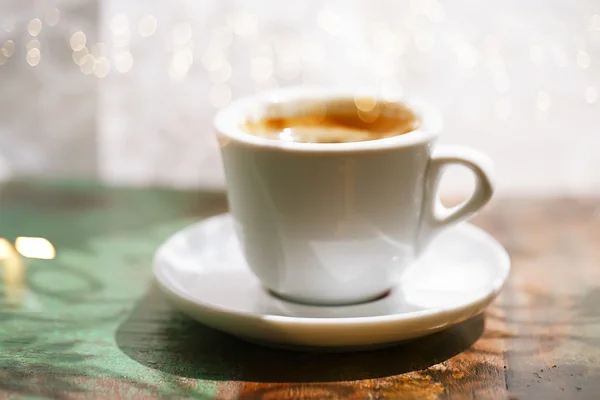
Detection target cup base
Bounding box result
[266,287,392,307]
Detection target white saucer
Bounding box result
[153,213,510,350]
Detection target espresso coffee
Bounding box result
[243,98,420,143]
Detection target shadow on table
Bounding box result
[115,285,484,383]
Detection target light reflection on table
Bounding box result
[0,236,55,309]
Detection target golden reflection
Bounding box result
[93,56,110,78]
[357,106,380,123]
[0,238,12,260]
[79,54,95,75]
[15,237,56,260]
[28,18,42,36]
[0,238,25,308]
[2,40,15,57]
[26,48,41,66]
[72,47,89,65]
[354,93,381,123]
[70,31,86,51]
[27,39,41,51]
[354,96,377,112]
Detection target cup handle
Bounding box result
[417,145,495,253]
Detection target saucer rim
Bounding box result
[153,213,511,326]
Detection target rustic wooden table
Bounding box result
[0,181,598,399]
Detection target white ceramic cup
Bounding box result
[215,87,494,305]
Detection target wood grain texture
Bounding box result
[0,182,599,399]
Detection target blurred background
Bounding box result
[1,0,599,197]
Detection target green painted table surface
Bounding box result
[0,181,599,399]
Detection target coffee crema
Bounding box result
[243,98,420,143]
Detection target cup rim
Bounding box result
[214,86,443,152]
